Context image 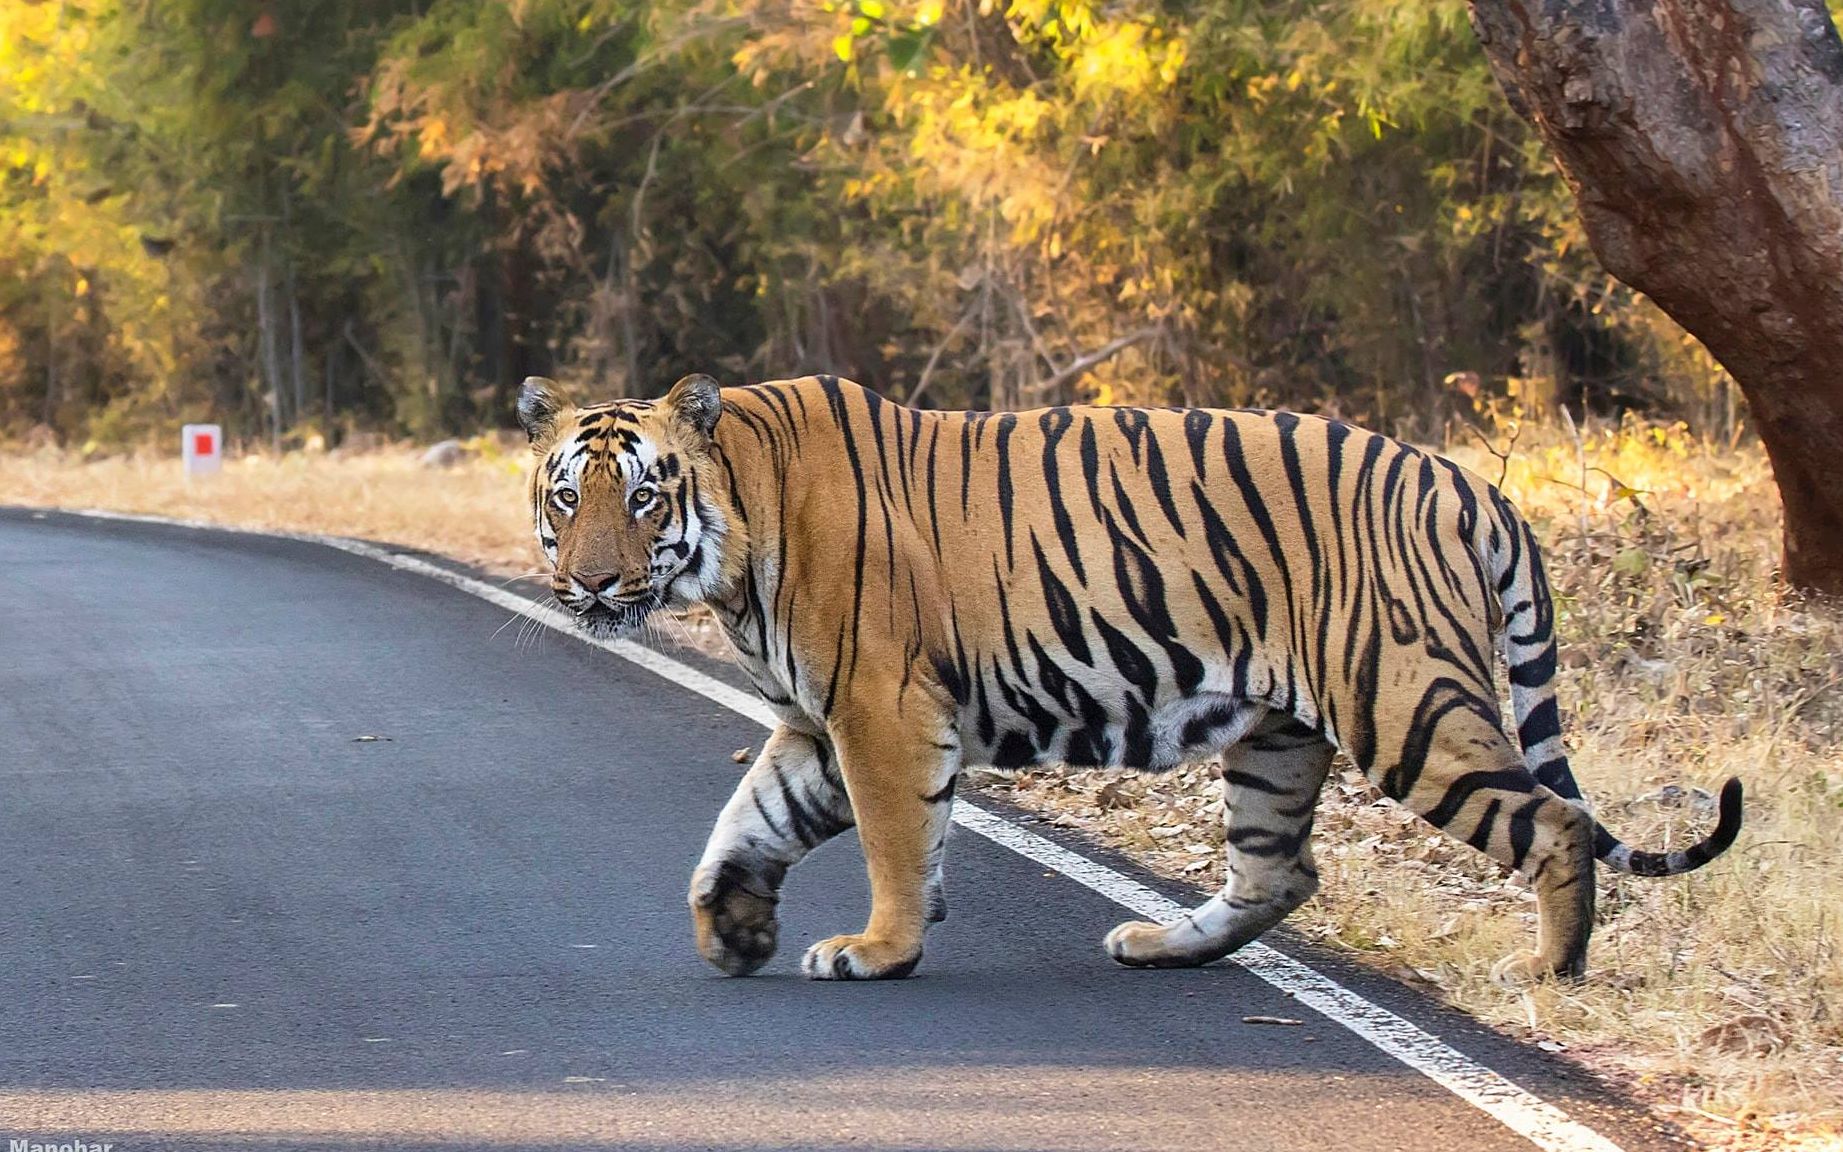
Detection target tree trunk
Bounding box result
[43,294,58,431]
[288,265,306,429]
[1467,0,1843,593]
[256,232,283,452]
[283,185,306,433]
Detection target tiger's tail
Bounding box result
[1481,490,1743,877]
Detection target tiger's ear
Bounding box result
[517,377,563,450]
[665,373,723,439]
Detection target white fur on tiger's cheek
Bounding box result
[532,502,557,565]
[668,499,729,605]
[534,447,585,568]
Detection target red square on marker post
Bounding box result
[182,423,223,478]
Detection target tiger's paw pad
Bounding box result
[689,868,780,977]
[1490,950,1585,987]
[801,934,922,980]
[1105,919,1199,968]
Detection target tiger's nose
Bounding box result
[572,571,619,594]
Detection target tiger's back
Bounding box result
[721,380,1531,783]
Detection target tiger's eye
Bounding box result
[630,485,658,511]
[555,489,579,509]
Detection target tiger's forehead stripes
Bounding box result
[543,417,668,487]
[550,400,669,462]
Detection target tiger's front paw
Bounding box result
[689,863,780,977]
[801,933,922,980]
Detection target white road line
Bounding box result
[55,508,1624,1152]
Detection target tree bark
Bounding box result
[1468,0,1843,593]
[256,232,283,452]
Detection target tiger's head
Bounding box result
[517,373,735,638]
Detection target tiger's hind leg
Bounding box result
[923,795,952,925]
[1106,716,1334,968]
[1363,699,1596,981]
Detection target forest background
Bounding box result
[0,0,1765,449]
[9,4,1843,1141]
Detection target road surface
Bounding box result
[0,509,1676,1151]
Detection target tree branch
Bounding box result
[1037,327,1161,396]
[906,302,981,409]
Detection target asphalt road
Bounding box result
[0,510,1677,1152]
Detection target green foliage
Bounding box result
[0,0,1745,447]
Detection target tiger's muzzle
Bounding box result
[574,598,659,639]
[551,570,661,637]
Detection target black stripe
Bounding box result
[1516,696,1562,752]
[995,413,1018,570]
[1034,533,1093,666]
[820,377,871,685]
[1508,644,1557,687]
[1039,408,1086,585]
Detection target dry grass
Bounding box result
[3,417,1839,1149]
[0,436,535,574]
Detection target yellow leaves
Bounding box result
[1,0,99,123]
[73,275,89,298]
[417,115,450,157]
[821,0,904,67]
[841,170,899,201]
[890,79,1071,243]
[811,0,901,68]
[1157,35,1186,88]
[0,317,22,386]
[1005,0,1052,32]
[1071,22,1156,102]
[362,56,575,202]
[915,0,942,26]
[0,3,70,65]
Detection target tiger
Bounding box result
[516,371,1742,983]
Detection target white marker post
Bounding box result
[182,423,223,479]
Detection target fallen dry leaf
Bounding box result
[1698,1014,1788,1057]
